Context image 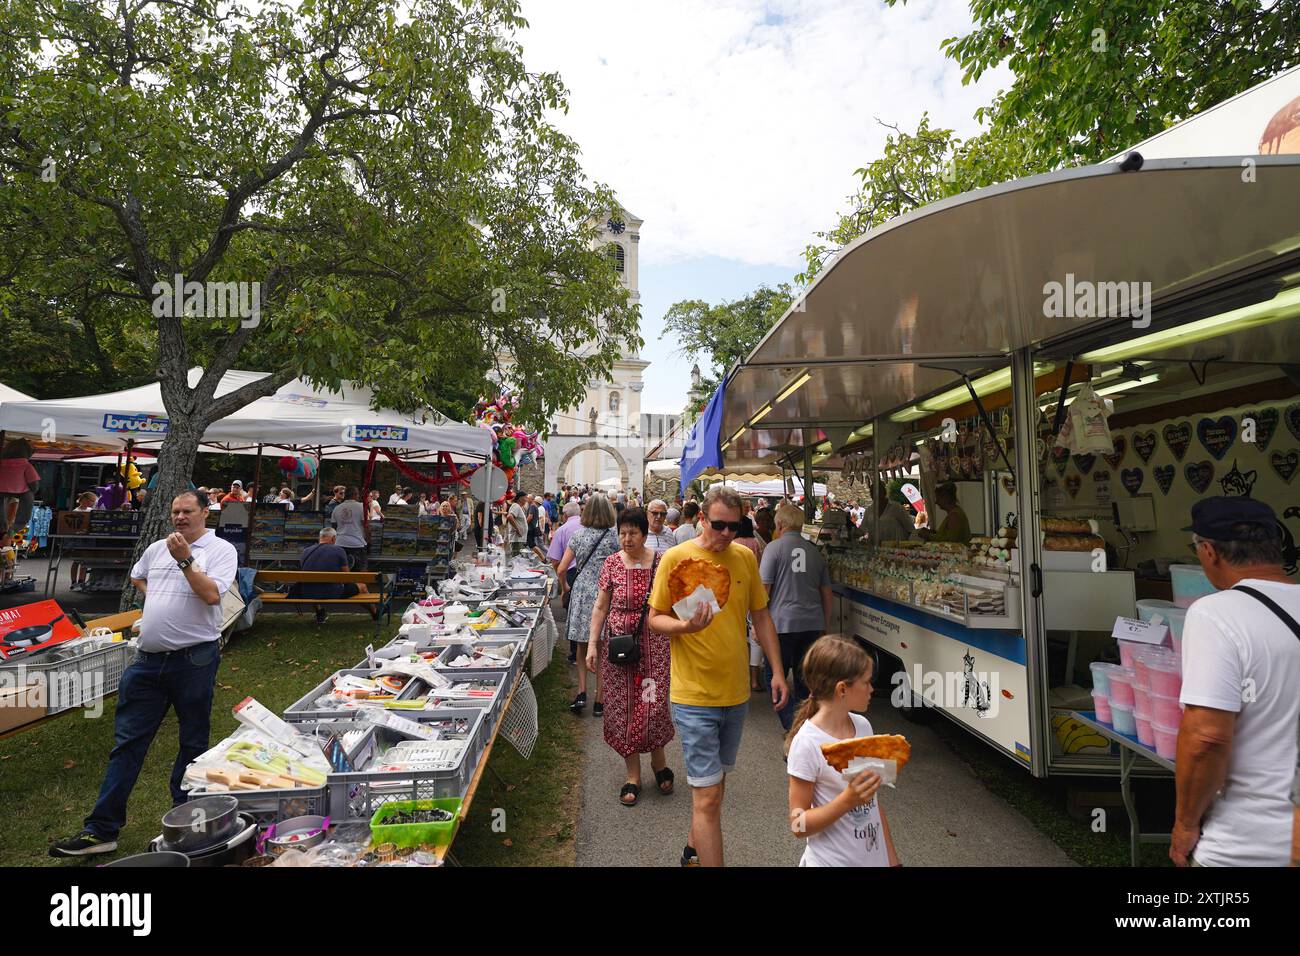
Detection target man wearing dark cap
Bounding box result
[1173,497,1300,867]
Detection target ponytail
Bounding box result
[785,696,820,748]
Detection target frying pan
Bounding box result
[0,614,67,654]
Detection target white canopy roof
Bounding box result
[0,369,492,459]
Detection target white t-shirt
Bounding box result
[388,493,403,505]
[331,500,366,549]
[787,712,890,867]
[1180,579,1300,867]
[674,522,698,545]
[130,531,238,652]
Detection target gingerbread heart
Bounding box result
[1184,460,1214,494]
[1153,464,1175,495]
[1132,430,1158,463]
[1163,422,1192,461]
[1051,445,1070,476]
[1072,453,1097,475]
[1000,474,1016,497]
[1102,435,1126,470]
[1065,475,1081,498]
[1286,402,1300,443]
[1242,408,1279,451]
[1271,449,1299,484]
[1120,467,1144,496]
[1196,416,1237,461]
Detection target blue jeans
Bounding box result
[764,629,822,731]
[671,701,749,788]
[85,642,221,840]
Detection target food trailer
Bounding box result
[717,66,1300,778]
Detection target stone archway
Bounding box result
[555,441,630,488]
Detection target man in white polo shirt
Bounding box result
[1172,497,1300,867]
[51,490,239,857]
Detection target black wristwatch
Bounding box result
[176,556,195,571]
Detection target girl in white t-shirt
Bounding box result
[786,635,900,867]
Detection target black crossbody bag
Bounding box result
[1232,585,1300,640]
[607,553,659,667]
[564,529,611,611]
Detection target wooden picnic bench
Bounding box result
[253,570,393,636]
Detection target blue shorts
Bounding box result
[671,701,748,788]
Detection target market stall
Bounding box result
[0,369,493,593]
[716,66,1300,778]
[132,551,557,867]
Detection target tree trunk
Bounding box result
[118,423,204,611]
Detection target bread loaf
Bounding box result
[1043,534,1105,552]
[1041,517,1092,535]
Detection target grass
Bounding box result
[0,608,584,867]
[922,709,1176,867]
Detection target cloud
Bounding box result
[519,0,1012,268]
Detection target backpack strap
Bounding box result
[1232,585,1300,641]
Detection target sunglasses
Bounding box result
[649,510,667,517]
[709,519,741,533]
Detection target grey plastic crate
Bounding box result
[321,710,487,819]
[435,638,524,680]
[1,640,136,716]
[406,670,508,730]
[282,667,421,723]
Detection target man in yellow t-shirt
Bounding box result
[650,486,788,868]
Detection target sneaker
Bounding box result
[314,608,329,624]
[49,830,117,857]
[680,844,700,867]
[592,702,604,717]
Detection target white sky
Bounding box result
[519,0,1011,268]
[518,0,1013,414]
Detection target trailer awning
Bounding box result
[723,155,1300,466]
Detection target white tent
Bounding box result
[0,369,492,459]
[720,477,826,497]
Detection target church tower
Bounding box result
[542,205,650,491]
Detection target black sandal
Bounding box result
[654,767,674,795]
[569,692,587,714]
[619,783,640,806]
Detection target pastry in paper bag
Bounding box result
[667,557,730,620]
[820,734,911,788]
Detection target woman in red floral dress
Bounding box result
[586,507,675,806]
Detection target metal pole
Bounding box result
[313,445,323,511]
[803,444,815,523]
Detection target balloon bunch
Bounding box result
[472,390,544,485]
[278,454,319,481]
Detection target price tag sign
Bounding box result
[1111,616,1169,646]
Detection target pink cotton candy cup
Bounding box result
[1135,714,1155,747]
[1151,692,1182,727]
[1152,721,1179,760]
[1110,701,1136,735]
[1147,657,1182,697]
[1118,640,1140,669]
[1092,691,1112,723]
[1133,689,1150,719]
[1108,668,1137,708]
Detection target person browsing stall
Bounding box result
[295,527,365,624]
[648,486,789,867]
[1171,497,1300,867]
[51,491,238,858]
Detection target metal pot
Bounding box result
[103,851,190,868]
[160,795,240,853]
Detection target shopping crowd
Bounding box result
[44,475,1300,868]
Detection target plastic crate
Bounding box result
[369,798,462,848]
[404,671,508,731]
[323,711,486,819]
[434,638,524,681]
[0,640,135,716]
[282,668,421,723]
